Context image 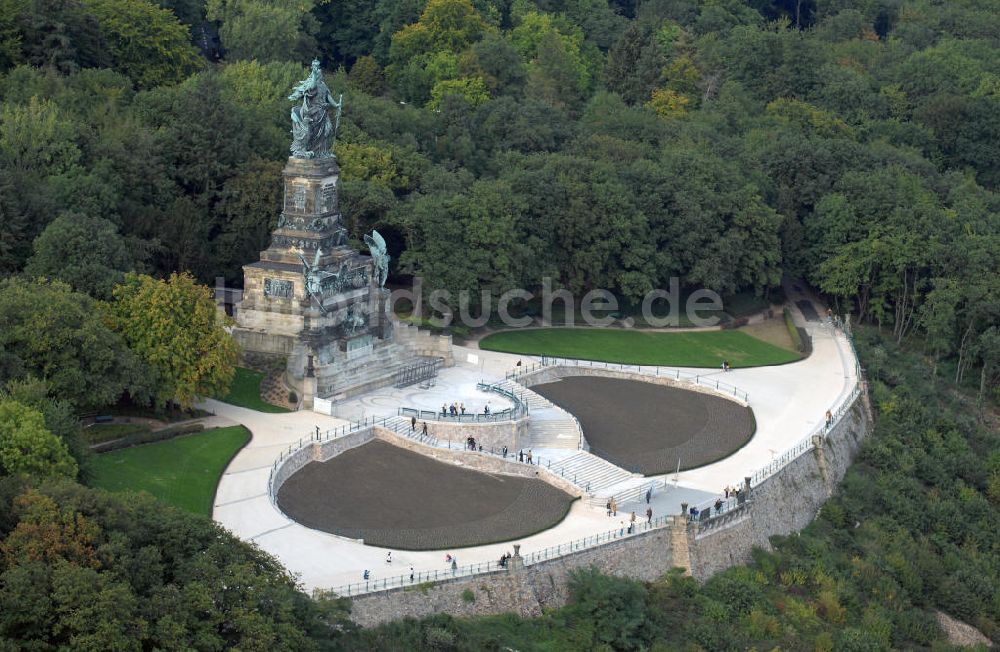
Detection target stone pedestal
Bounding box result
[233,155,449,407]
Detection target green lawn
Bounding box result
[89,426,251,516]
[478,328,801,367]
[221,367,290,412]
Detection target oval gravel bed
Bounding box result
[531,376,755,475]
[276,439,574,550]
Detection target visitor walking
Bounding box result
[363,569,369,580]
[611,498,617,516]
[526,450,533,465]
[502,445,508,457]
[646,507,653,525]
[460,402,466,415]
[441,403,447,417]
[421,422,428,436]
[411,416,416,431]
[645,487,652,504]
[619,520,625,536]
[518,450,524,462]
[385,551,392,564]
[410,567,414,582]
[606,500,612,517]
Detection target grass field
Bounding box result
[478,328,801,367]
[221,367,290,413]
[89,426,251,516]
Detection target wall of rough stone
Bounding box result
[348,524,677,627]
[374,428,581,497]
[395,321,454,366]
[344,390,871,626]
[686,399,870,580]
[518,365,749,407]
[420,417,528,451]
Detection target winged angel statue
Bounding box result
[364,230,389,289]
[299,248,345,312]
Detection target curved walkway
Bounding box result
[209,310,855,592]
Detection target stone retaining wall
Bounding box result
[519,365,749,407]
[346,388,871,626]
[374,428,581,497]
[420,417,528,451]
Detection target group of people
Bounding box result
[721,359,732,372]
[615,507,655,535]
[517,449,533,464]
[465,436,479,451]
[498,551,513,567]
[442,402,466,417]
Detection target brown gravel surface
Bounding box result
[276,439,574,550]
[532,376,755,474]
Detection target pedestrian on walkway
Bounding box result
[363,569,369,580]
[385,551,392,564]
[411,416,416,431]
[410,567,414,582]
[619,520,625,536]
[646,507,653,524]
[421,422,428,436]
[460,402,466,415]
[502,445,508,457]
[441,403,447,417]
[527,450,533,464]
[606,500,612,516]
[645,487,652,504]
[451,558,458,572]
[611,498,617,516]
[518,450,524,462]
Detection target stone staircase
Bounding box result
[527,408,582,449]
[548,452,635,494]
[317,341,440,400]
[496,380,553,410]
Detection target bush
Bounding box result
[91,423,205,453]
[461,588,475,603]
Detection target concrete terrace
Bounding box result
[208,306,856,592]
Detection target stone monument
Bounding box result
[232,60,451,408]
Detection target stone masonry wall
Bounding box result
[344,389,871,626]
[420,417,528,451]
[348,524,676,627]
[519,366,749,406]
[373,428,581,497]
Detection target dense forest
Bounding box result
[1,0,999,648]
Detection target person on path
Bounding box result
[518,450,524,462]
[646,507,653,524]
[606,500,612,516]
[385,551,392,564]
[411,416,416,431]
[421,422,428,436]
[363,569,369,580]
[410,567,414,582]
[630,511,636,526]
[441,403,447,417]
[611,498,617,516]
[527,450,533,465]
[619,520,625,536]
[451,558,458,572]
[502,445,508,457]
[460,403,466,415]
[645,487,652,504]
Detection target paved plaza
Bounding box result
[531,376,754,475]
[208,292,856,591]
[276,439,573,549]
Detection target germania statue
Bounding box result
[289,59,343,159]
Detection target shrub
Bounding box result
[461,588,475,603]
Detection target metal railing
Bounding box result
[397,382,530,423]
[507,356,750,404]
[587,478,667,508]
[328,515,676,597]
[330,559,503,596]
[522,514,674,564]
